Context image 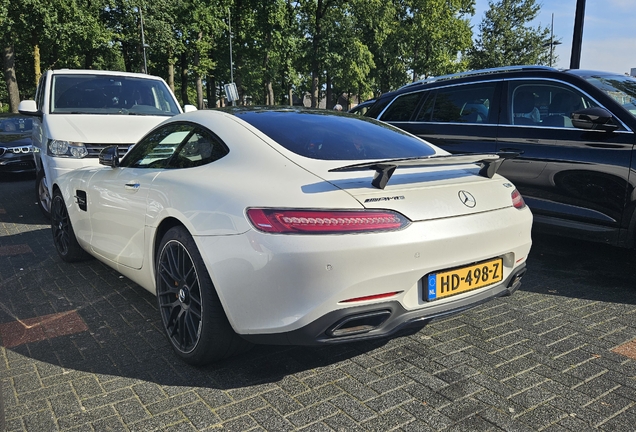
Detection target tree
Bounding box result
[467,0,551,69]
[352,0,408,95]
[403,0,475,80]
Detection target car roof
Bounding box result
[49,69,165,81]
[380,65,630,101]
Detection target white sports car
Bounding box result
[51,108,532,365]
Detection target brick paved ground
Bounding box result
[1,174,636,431]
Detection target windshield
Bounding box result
[50,74,180,116]
[584,74,636,118]
[232,109,437,160]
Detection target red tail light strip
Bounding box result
[247,208,410,234]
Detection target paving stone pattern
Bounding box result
[1,174,636,431]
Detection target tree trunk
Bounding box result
[288,85,293,106]
[310,0,325,108]
[326,73,332,109]
[206,75,214,108]
[194,32,204,110]
[34,45,41,86]
[180,52,189,105]
[3,45,20,113]
[168,62,175,93]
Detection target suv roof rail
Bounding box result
[399,65,557,89]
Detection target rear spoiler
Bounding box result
[329,152,518,189]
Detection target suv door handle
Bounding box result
[500,148,524,154]
[124,182,140,190]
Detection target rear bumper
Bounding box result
[241,263,526,346]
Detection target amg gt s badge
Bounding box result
[364,195,405,203]
[458,190,476,208]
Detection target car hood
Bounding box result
[44,114,170,144]
[0,133,31,146]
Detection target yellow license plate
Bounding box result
[426,258,503,301]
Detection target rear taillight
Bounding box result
[246,208,410,234]
[511,189,526,209]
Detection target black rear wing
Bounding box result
[329,152,518,189]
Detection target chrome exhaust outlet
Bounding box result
[327,310,391,337]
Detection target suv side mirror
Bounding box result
[99,146,120,168]
[571,107,618,132]
[183,104,197,113]
[18,100,41,117]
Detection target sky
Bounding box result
[471,0,636,75]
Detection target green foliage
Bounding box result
[467,0,551,69]
[2,0,553,109]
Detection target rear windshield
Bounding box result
[232,109,436,160]
[50,74,181,116]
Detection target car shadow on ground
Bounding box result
[521,232,636,305]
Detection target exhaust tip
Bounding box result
[327,310,391,337]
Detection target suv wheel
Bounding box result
[36,169,51,219]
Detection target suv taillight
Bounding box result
[512,189,526,209]
[246,208,410,234]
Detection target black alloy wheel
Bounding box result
[157,238,203,354]
[51,190,90,262]
[156,226,250,365]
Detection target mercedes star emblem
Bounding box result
[458,190,476,208]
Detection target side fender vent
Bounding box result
[75,190,87,212]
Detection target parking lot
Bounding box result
[1,174,636,432]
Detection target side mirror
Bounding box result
[18,100,41,117]
[99,145,120,168]
[183,104,198,113]
[571,107,618,132]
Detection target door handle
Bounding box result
[124,182,140,190]
[500,148,525,154]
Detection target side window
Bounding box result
[119,123,228,169]
[508,82,598,128]
[169,129,228,168]
[419,83,496,124]
[380,92,424,121]
[36,74,46,111]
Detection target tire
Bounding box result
[156,226,251,365]
[51,190,91,262]
[36,168,52,219]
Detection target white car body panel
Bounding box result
[56,109,533,346]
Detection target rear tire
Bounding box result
[51,190,91,262]
[36,168,52,219]
[156,226,251,365]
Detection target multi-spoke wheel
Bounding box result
[36,169,52,219]
[156,226,250,365]
[51,190,90,262]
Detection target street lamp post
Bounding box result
[543,13,562,67]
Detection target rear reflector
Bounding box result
[246,208,410,234]
[511,189,526,209]
[341,291,402,303]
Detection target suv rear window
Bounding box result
[233,109,437,160]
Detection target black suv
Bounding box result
[364,65,636,248]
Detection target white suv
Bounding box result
[19,69,195,217]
